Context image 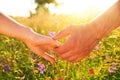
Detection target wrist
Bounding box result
[90,22,118,40]
[17,26,36,43]
[88,22,104,40]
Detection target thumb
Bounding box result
[53,26,73,40]
[40,50,56,63]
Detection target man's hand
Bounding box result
[53,24,100,62]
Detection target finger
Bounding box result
[56,52,78,62]
[50,40,62,48]
[75,39,99,62]
[41,38,62,50]
[39,35,61,47]
[56,50,74,60]
[33,48,56,63]
[53,26,74,40]
[67,55,79,62]
[60,51,74,59]
[41,51,56,63]
[59,46,79,58]
[75,49,91,62]
[54,35,77,54]
[60,47,80,62]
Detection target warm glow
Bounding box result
[48,0,117,14]
[0,0,37,17]
[0,0,118,17]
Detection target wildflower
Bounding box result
[34,69,39,74]
[38,64,45,74]
[3,64,10,72]
[58,78,63,80]
[34,59,38,63]
[108,62,118,74]
[89,68,94,74]
[94,44,99,50]
[48,31,55,37]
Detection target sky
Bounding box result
[0,0,37,17]
[48,0,117,14]
[0,0,117,17]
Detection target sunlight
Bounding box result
[0,0,37,17]
[49,0,117,14]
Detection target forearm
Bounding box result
[90,0,120,38]
[0,12,35,42]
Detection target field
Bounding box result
[0,11,120,80]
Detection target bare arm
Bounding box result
[0,12,35,41]
[0,12,60,63]
[91,0,120,39]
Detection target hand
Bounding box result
[23,32,60,63]
[53,24,101,62]
[0,12,61,63]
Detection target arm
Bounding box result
[91,0,120,39]
[0,12,60,63]
[0,12,33,41]
[53,1,120,62]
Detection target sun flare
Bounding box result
[48,0,117,15]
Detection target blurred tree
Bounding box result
[33,0,56,16]
[35,0,56,5]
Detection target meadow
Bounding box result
[0,10,120,80]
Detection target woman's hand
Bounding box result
[23,32,60,63]
[0,12,61,63]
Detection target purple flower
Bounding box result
[48,31,55,37]
[94,44,99,50]
[4,64,10,72]
[38,64,45,74]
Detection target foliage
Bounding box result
[35,0,56,5]
[34,0,56,15]
[0,11,120,80]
